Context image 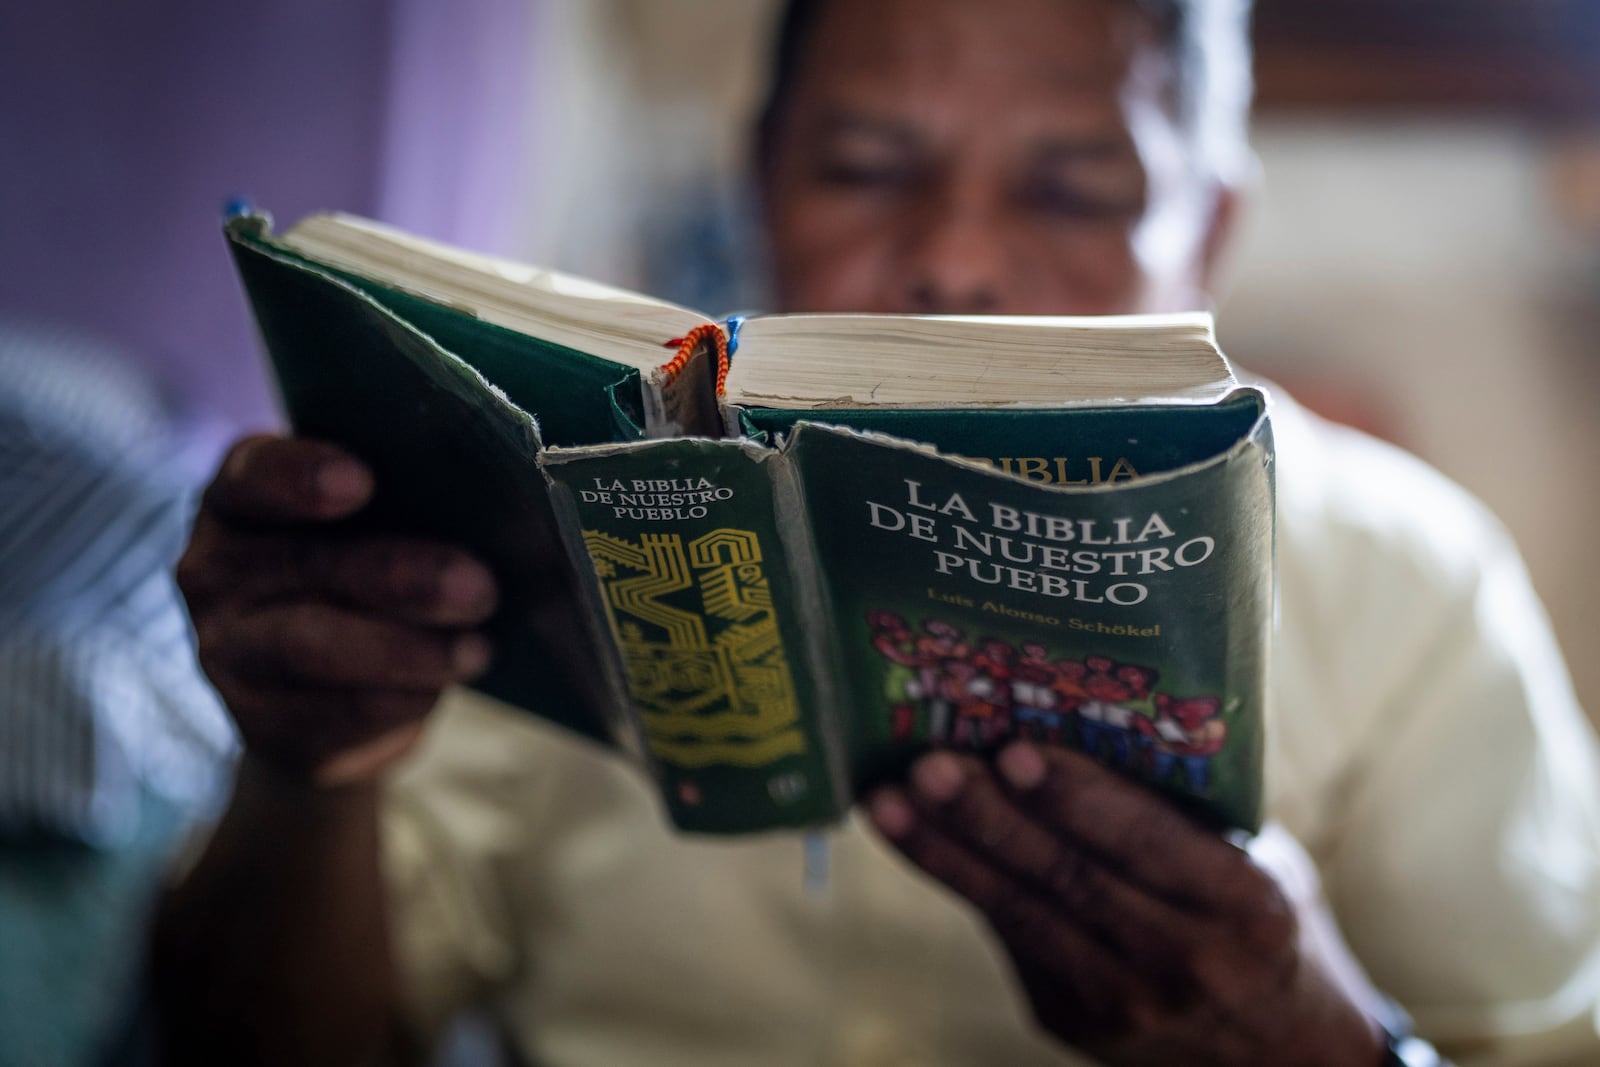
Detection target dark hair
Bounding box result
[755,0,1254,180]
[755,0,825,167]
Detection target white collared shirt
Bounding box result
[382,390,1600,1066]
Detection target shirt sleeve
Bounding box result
[1278,411,1600,1066]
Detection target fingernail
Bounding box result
[439,559,496,611]
[998,744,1047,791]
[911,752,965,803]
[868,790,915,838]
[453,634,492,676]
[222,439,262,481]
[316,459,372,507]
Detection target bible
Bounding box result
[226,210,1273,834]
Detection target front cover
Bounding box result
[787,398,1273,830]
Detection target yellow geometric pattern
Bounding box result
[581,528,805,769]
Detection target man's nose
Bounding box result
[898,194,1007,315]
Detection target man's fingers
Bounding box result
[318,537,499,625]
[185,437,498,626]
[868,788,1143,1029]
[994,743,1274,913]
[208,603,490,692]
[902,753,1202,976]
[182,434,494,786]
[204,434,374,524]
[214,531,499,626]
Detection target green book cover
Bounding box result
[545,396,1272,832]
[225,215,659,748]
[225,209,1273,836]
[782,404,1271,831]
[540,440,847,833]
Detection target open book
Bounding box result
[227,211,1273,834]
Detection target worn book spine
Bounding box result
[541,438,845,833]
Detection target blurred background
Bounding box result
[5,0,1594,704]
[1,0,1597,1063]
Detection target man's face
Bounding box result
[761,0,1227,316]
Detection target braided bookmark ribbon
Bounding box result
[661,322,731,397]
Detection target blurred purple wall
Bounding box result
[0,0,536,444]
[377,0,541,260]
[0,2,395,434]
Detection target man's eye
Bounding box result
[1022,178,1141,221]
[815,158,917,189]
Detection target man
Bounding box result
[153,1,1600,1064]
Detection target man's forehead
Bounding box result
[792,0,1160,98]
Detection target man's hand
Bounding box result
[868,745,1387,1066]
[178,434,498,785]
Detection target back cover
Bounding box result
[228,220,621,746]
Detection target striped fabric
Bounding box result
[0,319,236,846]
